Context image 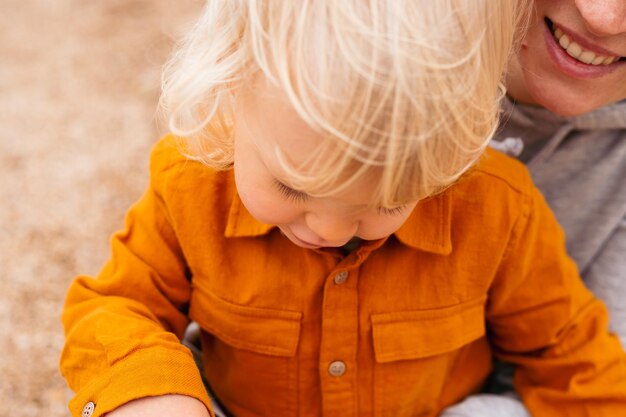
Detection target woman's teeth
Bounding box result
[552,27,620,65]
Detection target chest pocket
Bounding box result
[370,296,487,417]
[189,287,302,417]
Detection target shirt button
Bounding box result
[82,402,95,417]
[333,271,348,285]
[328,360,347,377]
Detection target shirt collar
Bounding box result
[224,190,452,255]
[393,193,452,255]
[224,193,275,238]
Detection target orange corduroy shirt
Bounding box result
[61,135,626,417]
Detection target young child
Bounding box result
[60,1,626,417]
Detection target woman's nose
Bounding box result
[304,212,358,246]
[575,0,626,36]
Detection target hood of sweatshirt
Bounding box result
[494,98,626,164]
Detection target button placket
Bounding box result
[319,258,367,415]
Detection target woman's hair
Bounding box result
[160,0,529,206]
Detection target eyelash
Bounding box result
[377,206,406,216]
[274,179,406,215]
[274,180,309,203]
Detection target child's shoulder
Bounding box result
[147,134,235,206]
[149,134,230,180]
[458,148,534,199]
[149,134,195,174]
[438,148,538,224]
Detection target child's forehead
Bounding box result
[239,78,333,169]
[236,76,418,207]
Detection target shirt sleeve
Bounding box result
[584,216,626,348]
[486,185,626,416]
[60,138,214,417]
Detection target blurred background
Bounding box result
[0,0,202,415]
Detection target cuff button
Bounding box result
[82,401,95,417]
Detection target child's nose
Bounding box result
[575,0,626,36]
[304,212,358,246]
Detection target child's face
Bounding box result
[232,80,418,249]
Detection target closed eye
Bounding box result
[274,180,309,203]
[377,205,407,216]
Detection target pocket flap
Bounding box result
[190,289,302,357]
[371,296,486,363]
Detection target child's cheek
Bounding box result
[360,210,414,241]
[236,182,297,226]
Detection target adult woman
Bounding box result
[443,1,626,415]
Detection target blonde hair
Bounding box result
[160,0,528,206]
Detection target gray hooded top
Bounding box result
[492,98,626,344]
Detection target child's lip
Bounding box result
[292,231,351,249]
[291,233,322,248]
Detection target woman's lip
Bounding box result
[543,18,625,79]
[549,19,624,58]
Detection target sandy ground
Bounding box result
[0,1,202,415]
